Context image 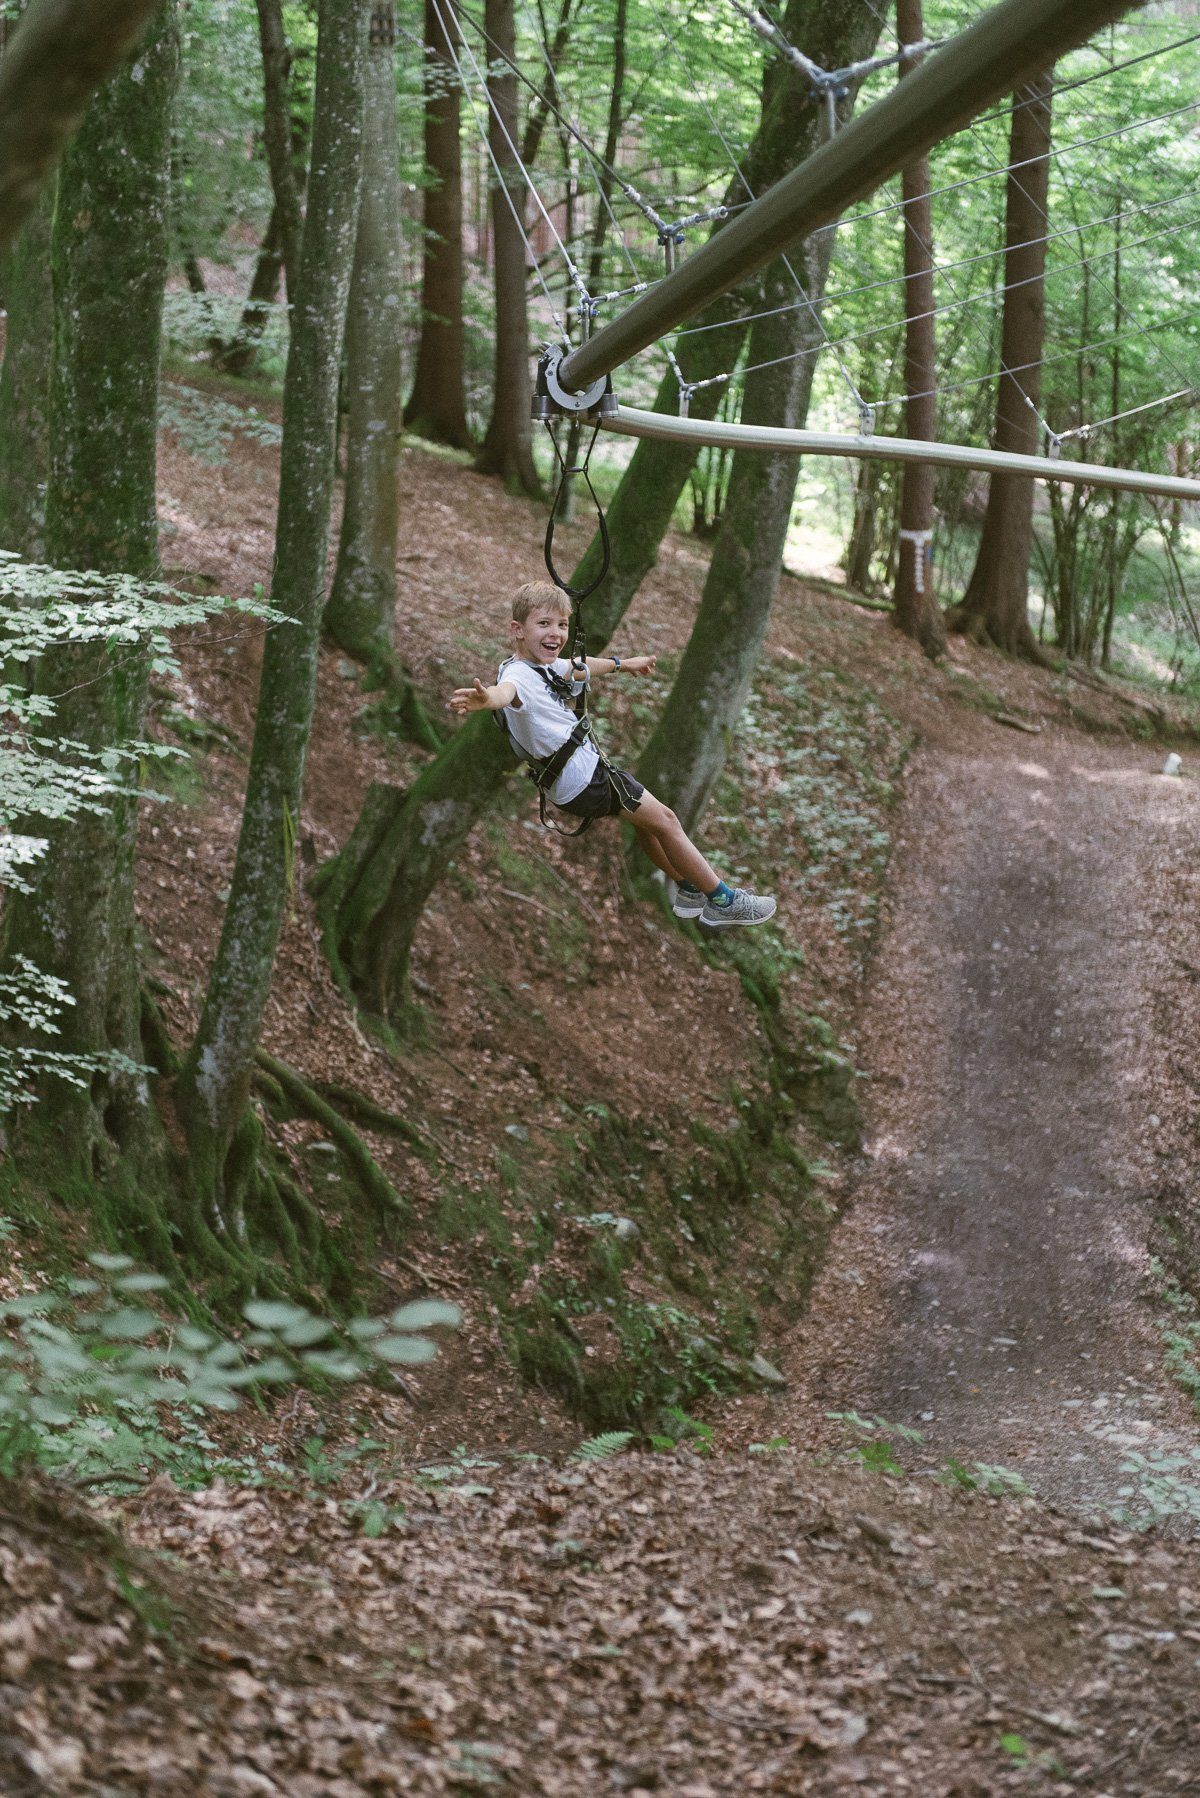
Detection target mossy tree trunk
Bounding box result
[254,0,303,300]
[950,74,1054,659]
[891,0,946,660]
[1,4,178,1201]
[175,0,367,1239]
[325,3,401,664]
[0,180,54,558]
[636,248,835,833]
[636,0,883,834]
[313,0,868,1022]
[325,3,434,751]
[404,0,472,449]
[474,0,540,495]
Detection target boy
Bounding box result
[448,581,776,929]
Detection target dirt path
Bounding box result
[778,727,1200,1511]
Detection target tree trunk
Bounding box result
[175,0,367,1236]
[404,0,472,448]
[844,457,883,590]
[1,3,178,1197]
[254,0,303,301]
[635,10,881,832]
[214,204,285,376]
[950,74,1054,659]
[891,0,945,659]
[636,244,839,833]
[214,75,310,377]
[474,0,540,494]
[314,0,879,1019]
[325,8,408,671]
[0,179,54,558]
[543,0,628,518]
[635,0,883,833]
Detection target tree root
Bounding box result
[945,604,1052,667]
[254,1048,408,1230]
[311,1078,430,1157]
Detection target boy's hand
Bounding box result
[448,678,494,715]
[622,654,656,677]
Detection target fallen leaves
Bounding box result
[2,1450,1199,1794]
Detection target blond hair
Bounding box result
[512,580,571,624]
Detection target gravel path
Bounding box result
[789,729,1200,1513]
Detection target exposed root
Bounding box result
[254,1048,409,1229]
[313,1078,430,1156]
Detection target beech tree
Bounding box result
[254,0,303,300]
[891,0,945,659]
[1,2,179,1191]
[325,3,437,747]
[0,183,53,558]
[175,0,368,1241]
[214,8,310,377]
[405,0,473,448]
[474,0,540,493]
[637,0,883,831]
[950,73,1054,658]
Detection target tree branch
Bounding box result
[0,0,160,255]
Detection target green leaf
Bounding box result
[98,1307,160,1341]
[372,1336,438,1365]
[389,1300,461,1332]
[242,1300,312,1333]
[277,1315,335,1349]
[299,1351,364,1381]
[573,1431,635,1462]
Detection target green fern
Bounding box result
[573,1431,636,1462]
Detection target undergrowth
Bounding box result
[0,1254,459,1490]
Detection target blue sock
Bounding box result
[707,880,734,907]
[678,879,703,895]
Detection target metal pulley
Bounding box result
[533,345,618,423]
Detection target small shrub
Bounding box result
[0,1258,459,1487]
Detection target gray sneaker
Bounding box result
[671,882,706,919]
[700,888,777,929]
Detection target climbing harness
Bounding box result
[503,347,637,836]
[493,658,636,838]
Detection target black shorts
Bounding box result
[556,761,644,820]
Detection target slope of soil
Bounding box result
[131,390,1200,1456]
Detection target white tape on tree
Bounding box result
[898,527,933,594]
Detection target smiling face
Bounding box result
[511,600,571,665]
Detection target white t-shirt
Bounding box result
[498,656,598,804]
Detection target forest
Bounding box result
[0,0,1199,1788]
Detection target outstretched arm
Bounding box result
[584,654,657,678]
[447,677,518,716]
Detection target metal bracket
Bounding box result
[533,344,618,423]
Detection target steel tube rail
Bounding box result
[602,405,1200,503]
[559,0,1131,395]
